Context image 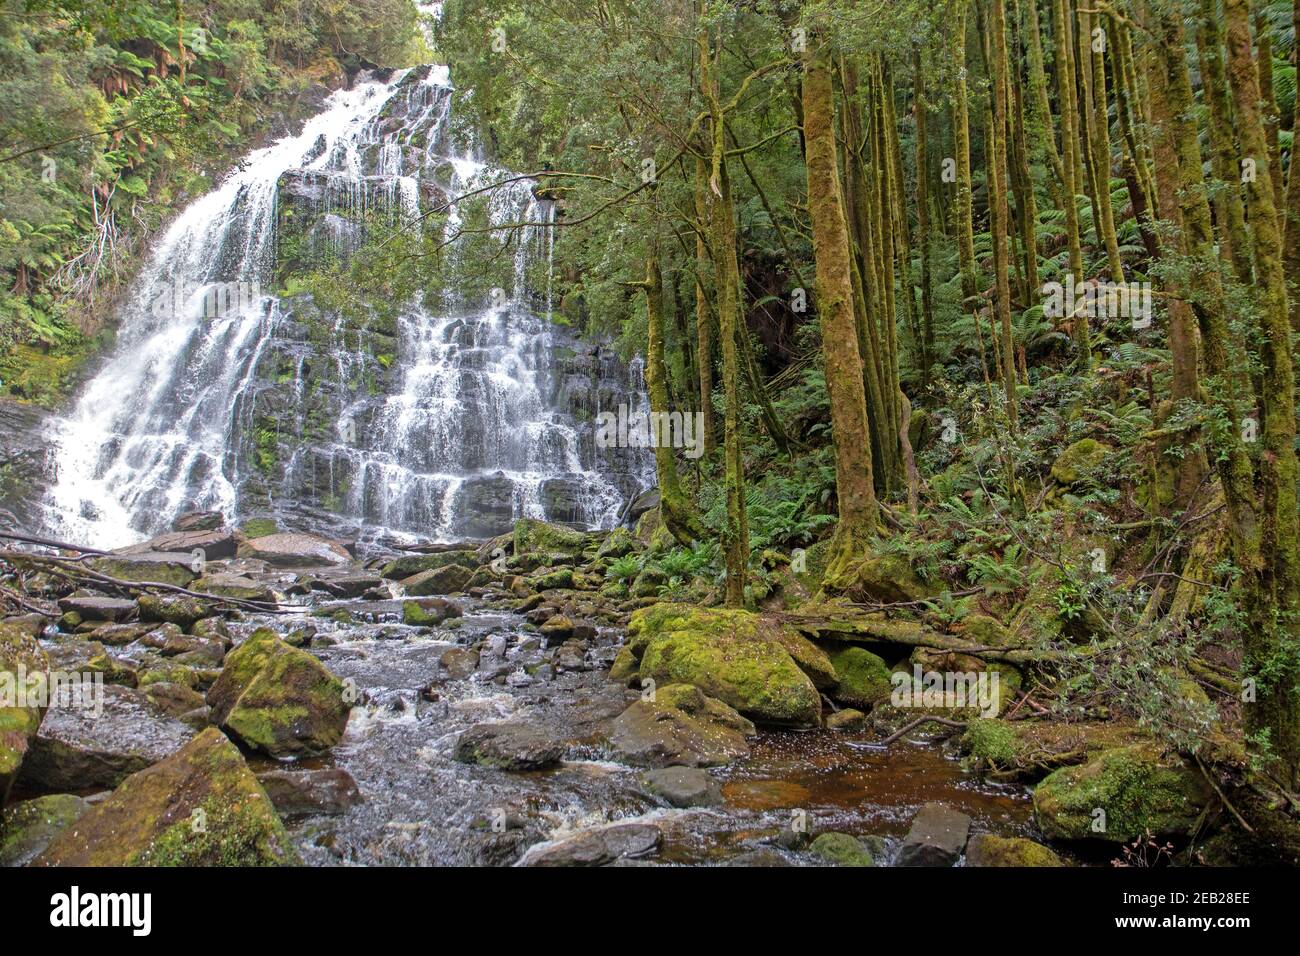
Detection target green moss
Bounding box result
[133,794,296,866]
[513,517,587,557]
[809,832,875,866]
[241,518,279,539]
[963,718,1018,766]
[1050,438,1111,486]
[633,603,821,726]
[1033,744,1209,842]
[827,646,892,707]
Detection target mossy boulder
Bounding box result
[850,551,933,603]
[631,604,821,726]
[402,563,473,596]
[402,598,460,626]
[953,613,1018,648]
[380,550,477,580]
[596,527,640,559]
[138,593,213,629]
[965,833,1063,867]
[91,552,199,588]
[1050,438,1111,487]
[1033,744,1210,842]
[206,628,350,757]
[827,646,892,707]
[33,728,298,866]
[514,517,587,558]
[609,646,639,684]
[603,685,754,767]
[0,793,91,867]
[809,832,875,866]
[961,718,1148,780]
[1,621,49,804]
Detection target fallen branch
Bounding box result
[869,715,968,748]
[0,549,286,614]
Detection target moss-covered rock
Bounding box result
[965,833,1064,866]
[1050,438,1111,486]
[0,793,91,866]
[609,646,639,684]
[33,727,298,866]
[402,563,473,596]
[380,550,477,580]
[137,593,213,630]
[514,517,587,558]
[603,685,754,768]
[533,567,575,591]
[827,646,892,708]
[1033,744,1210,842]
[206,628,350,757]
[90,553,199,588]
[631,604,821,726]
[1,622,49,803]
[961,718,1148,780]
[809,831,875,866]
[850,551,933,603]
[401,598,459,626]
[596,527,640,560]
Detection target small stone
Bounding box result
[640,766,721,807]
[898,802,971,867]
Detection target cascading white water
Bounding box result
[42,61,652,548]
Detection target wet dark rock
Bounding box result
[640,766,721,807]
[723,847,794,867]
[518,822,661,866]
[56,595,136,622]
[897,803,971,867]
[19,685,197,792]
[119,527,237,561]
[309,572,385,598]
[143,681,207,718]
[602,690,753,768]
[257,767,362,816]
[440,647,479,679]
[85,622,150,647]
[453,721,564,771]
[191,573,276,603]
[173,511,225,532]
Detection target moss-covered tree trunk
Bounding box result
[1223,0,1300,790]
[803,31,879,588]
[989,0,1019,428]
[692,155,716,456]
[640,254,707,546]
[1052,0,1089,364]
[951,0,980,309]
[914,44,935,388]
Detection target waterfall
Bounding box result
[42,62,653,549]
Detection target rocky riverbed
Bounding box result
[2,511,1217,867]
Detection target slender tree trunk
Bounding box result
[640,254,707,545]
[693,155,716,455]
[1224,0,1300,790]
[803,30,879,587]
[1053,0,1089,363]
[951,0,980,309]
[989,0,1019,428]
[914,44,935,388]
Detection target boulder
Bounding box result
[827,646,892,708]
[19,684,196,792]
[631,604,821,726]
[191,573,276,603]
[379,550,477,580]
[825,708,867,731]
[1051,438,1111,486]
[1032,744,1209,843]
[0,794,91,867]
[0,621,49,803]
[851,552,933,603]
[119,527,236,560]
[402,563,473,596]
[402,597,460,626]
[513,517,588,558]
[603,686,753,768]
[90,551,199,587]
[596,527,640,560]
[137,593,213,629]
[440,647,479,679]
[897,803,971,866]
[539,614,575,644]
[256,767,362,816]
[238,532,351,567]
[206,628,350,757]
[308,571,384,598]
[55,595,136,622]
[172,510,224,532]
[519,822,661,866]
[965,833,1063,867]
[640,766,721,807]
[453,721,563,771]
[33,727,299,866]
[809,832,875,867]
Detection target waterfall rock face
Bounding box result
[42,64,652,549]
